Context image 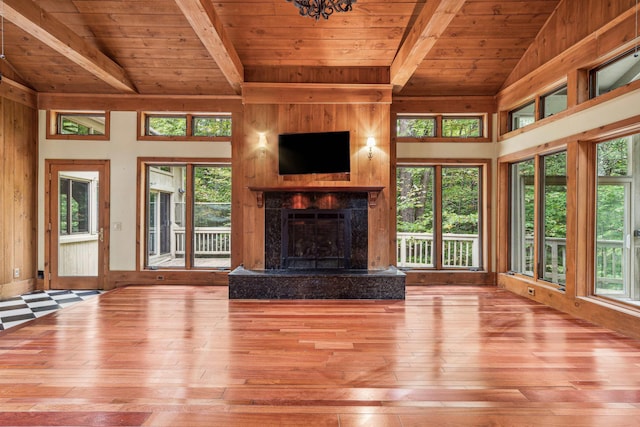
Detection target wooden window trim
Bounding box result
[396,113,491,143]
[396,158,492,273]
[137,112,232,141]
[46,110,110,141]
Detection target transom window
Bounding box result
[509,101,535,131]
[396,114,487,140]
[141,113,232,140]
[47,111,109,140]
[540,85,568,119]
[590,49,640,98]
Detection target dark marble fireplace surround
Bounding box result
[229,190,406,300]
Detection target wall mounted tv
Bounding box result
[278,130,351,175]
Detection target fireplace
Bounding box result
[228,189,405,299]
[264,191,368,270]
[282,210,351,269]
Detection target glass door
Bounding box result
[48,161,109,289]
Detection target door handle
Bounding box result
[99,227,104,242]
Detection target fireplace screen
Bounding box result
[282,210,351,269]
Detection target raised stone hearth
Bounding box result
[228,266,405,300]
[229,188,406,300]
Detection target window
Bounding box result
[509,101,535,131]
[59,178,90,235]
[397,164,484,270]
[146,116,187,136]
[442,117,482,138]
[540,85,568,119]
[142,113,232,139]
[508,151,567,289]
[594,135,638,303]
[509,159,535,276]
[47,111,109,140]
[540,151,567,286]
[144,163,231,270]
[397,116,436,138]
[396,114,487,140]
[590,49,640,98]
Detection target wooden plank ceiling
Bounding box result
[0,0,562,97]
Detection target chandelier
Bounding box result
[286,0,356,21]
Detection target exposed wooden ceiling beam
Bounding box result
[174,0,244,94]
[2,0,137,94]
[390,0,467,93]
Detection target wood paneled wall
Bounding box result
[503,0,637,89]
[0,95,38,299]
[236,96,392,270]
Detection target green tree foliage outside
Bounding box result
[397,117,481,138]
[397,118,435,137]
[147,116,232,137]
[396,166,479,235]
[194,166,232,227]
[595,137,630,290]
[442,118,481,137]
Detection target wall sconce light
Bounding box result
[258,132,268,156]
[366,136,375,160]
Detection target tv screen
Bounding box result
[278,131,351,175]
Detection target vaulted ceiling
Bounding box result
[0,0,562,97]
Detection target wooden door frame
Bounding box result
[44,159,110,290]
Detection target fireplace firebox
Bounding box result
[282,209,351,269]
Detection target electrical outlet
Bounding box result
[527,287,535,296]
[13,268,20,278]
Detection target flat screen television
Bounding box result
[278,130,351,175]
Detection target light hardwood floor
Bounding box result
[1,285,640,426]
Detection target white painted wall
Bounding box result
[38,111,231,272]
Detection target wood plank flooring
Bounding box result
[1,285,640,426]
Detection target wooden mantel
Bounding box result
[248,186,385,208]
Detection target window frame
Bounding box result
[46,110,110,140]
[139,159,232,271]
[539,85,568,120]
[508,100,536,132]
[138,112,232,141]
[506,149,568,292]
[396,113,490,143]
[59,177,92,236]
[589,48,640,99]
[396,159,490,272]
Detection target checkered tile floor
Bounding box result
[0,290,103,331]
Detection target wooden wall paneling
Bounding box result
[230,111,244,269]
[0,98,7,288]
[495,161,510,273]
[0,96,37,299]
[504,0,637,88]
[575,140,596,297]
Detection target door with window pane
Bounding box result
[595,137,635,300]
[47,161,109,290]
[510,159,535,276]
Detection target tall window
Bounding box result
[540,151,567,286]
[397,165,483,270]
[145,163,231,270]
[594,135,638,302]
[509,153,567,288]
[509,159,535,276]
